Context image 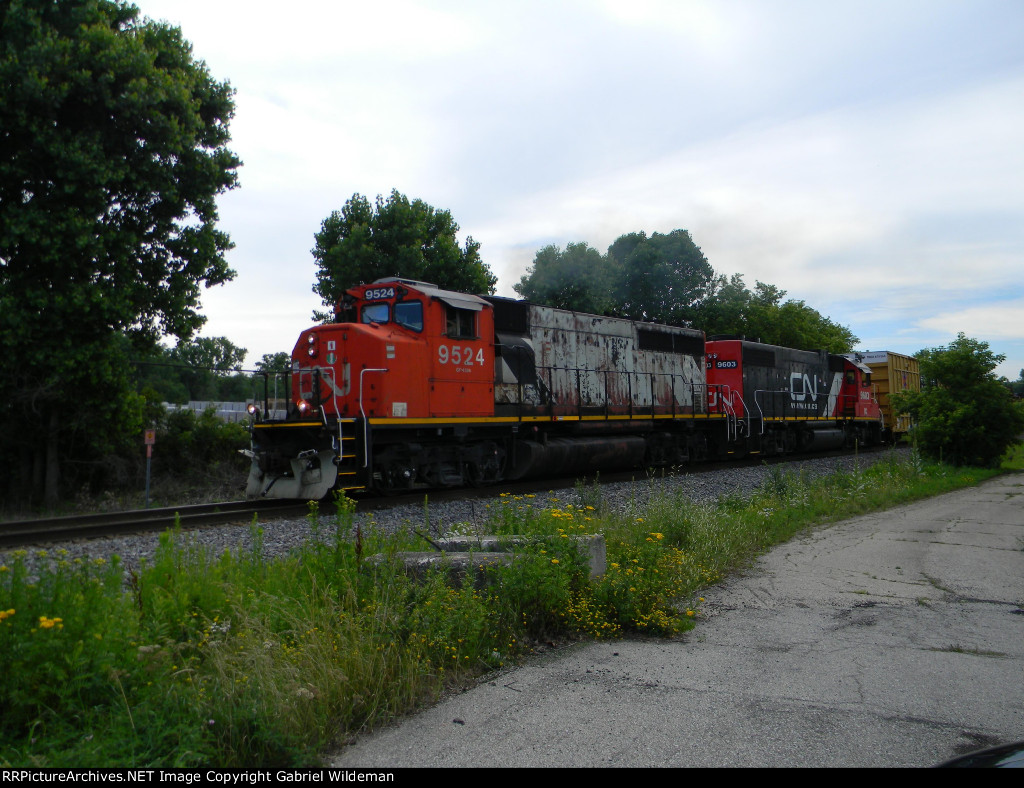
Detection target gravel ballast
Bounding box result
[2,452,900,575]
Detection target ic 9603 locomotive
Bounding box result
[244,278,883,499]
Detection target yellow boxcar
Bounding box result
[856,351,921,435]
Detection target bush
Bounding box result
[892,334,1024,467]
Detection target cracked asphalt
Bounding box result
[330,473,1024,768]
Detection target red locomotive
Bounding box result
[245,279,882,499]
[705,338,881,454]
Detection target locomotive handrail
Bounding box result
[753,388,831,428]
[531,364,708,417]
[293,365,343,421]
[711,385,747,441]
[251,371,290,421]
[751,390,867,432]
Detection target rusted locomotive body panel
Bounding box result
[488,297,706,418]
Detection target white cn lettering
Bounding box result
[789,372,818,402]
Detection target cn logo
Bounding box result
[789,372,819,402]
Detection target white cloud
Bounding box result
[917,300,1024,341]
[126,0,1024,382]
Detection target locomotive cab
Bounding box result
[837,357,881,421]
[290,279,494,421]
[246,279,497,498]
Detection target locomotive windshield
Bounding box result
[359,300,424,331]
[361,303,389,324]
[395,301,423,331]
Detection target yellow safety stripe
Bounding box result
[255,414,876,428]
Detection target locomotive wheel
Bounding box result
[463,441,505,487]
[377,460,416,491]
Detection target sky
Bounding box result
[133,0,1024,379]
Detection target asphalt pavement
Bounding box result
[330,472,1024,768]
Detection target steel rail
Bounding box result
[0,499,307,549]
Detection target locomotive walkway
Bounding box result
[330,472,1024,768]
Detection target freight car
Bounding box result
[846,350,920,437]
[244,279,883,499]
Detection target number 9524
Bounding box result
[438,345,485,367]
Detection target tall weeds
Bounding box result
[0,447,1015,766]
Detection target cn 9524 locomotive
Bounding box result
[244,278,883,499]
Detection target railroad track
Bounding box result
[0,499,309,549]
[1,444,904,550]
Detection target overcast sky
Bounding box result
[134,0,1024,379]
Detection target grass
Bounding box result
[1,444,1020,767]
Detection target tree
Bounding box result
[892,334,1024,467]
[255,352,292,375]
[1006,370,1024,398]
[695,275,858,352]
[312,190,497,321]
[171,337,247,375]
[0,0,240,505]
[170,336,247,401]
[513,242,615,313]
[608,229,715,326]
[513,226,856,352]
[514,229,716,325]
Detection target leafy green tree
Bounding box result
[513,242,615,313]
[255,352,292,375]
[892,334,1024,467]
[135,344,191,404]
[608,229,715,326]
[1006,370,1024,398]
[0,0,239,505]
[696,275,858,352]
[514,228,855,352]
[168,337,247,401]
[171,337,247,375]
[312,190,497,321]
[694,272,751,337]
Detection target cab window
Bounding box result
[395,301,423,332]
[361,303,389,324]
[446,306,476,339]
